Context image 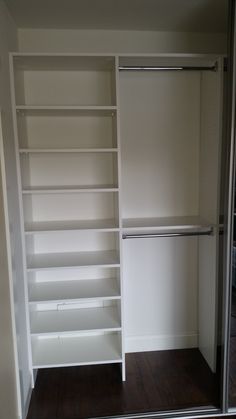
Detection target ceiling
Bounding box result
[4,0,228,33]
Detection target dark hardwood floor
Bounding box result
[27,348,219,419]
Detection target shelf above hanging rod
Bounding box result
[122,228,214,239]
[119,64,217,72]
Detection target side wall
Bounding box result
[0,1,31,418]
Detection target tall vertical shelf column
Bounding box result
[10,54,125,380]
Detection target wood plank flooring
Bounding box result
[27,349,219,419]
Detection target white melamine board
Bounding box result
[22,185,118,194]
[199,70,222,224]
[30,306,121,335]
[15,70,116,106]
[123,236,198,352]
[29,278,120,303]
[17,111,116,149]
[120,71,200,218]
[198,236,217,371]
[122,216,212,233]
[20,149,118,153]
[32,333,122,368]
[23,193,117,222]
[20,153,118,188]
[119,56,219,68]
[16,105,117,111]
[198,63,222,372]
[27,251,120,271]
[25,218,119,233]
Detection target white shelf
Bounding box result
[22,185,119,194]
[32,333,122,369]
[16,108,116,117]
[19,148,118,154]
[24,219,119,234]
[30,306,121,336]
[29,278,120,304]
[122,216,213,234]
[27,250,120,271]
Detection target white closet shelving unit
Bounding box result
[10,54,125,378]
[9,52,223,384]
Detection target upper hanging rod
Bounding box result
[122,228,213,239]
[119,64,217,72]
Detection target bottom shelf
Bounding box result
[32,333,122,368]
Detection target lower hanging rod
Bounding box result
[122,229,213,239]
[119,64,217,72]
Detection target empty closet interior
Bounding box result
[0,1,229,419]
[12,52,223,417]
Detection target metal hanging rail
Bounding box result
[122,228,214,239]
[119,64,217,72]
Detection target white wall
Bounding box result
[0,1,31,418]
[18,28,227,54]
[0,125,19,419]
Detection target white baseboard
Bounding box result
[125,333,198,353]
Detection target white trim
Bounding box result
[125,333,198,353]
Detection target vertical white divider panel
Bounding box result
[198,57,224,372]
[9,54,34,385]
[115,56,125,381]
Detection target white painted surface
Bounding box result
[31,333,122,368]
[5,0,227,32]
[126,333,198,353]
[120,70,200,219]
[0,117,20,419]
[123,237,198,351]
[18,29,227,55]
[0,2,31,417]
[119,62,221,357]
